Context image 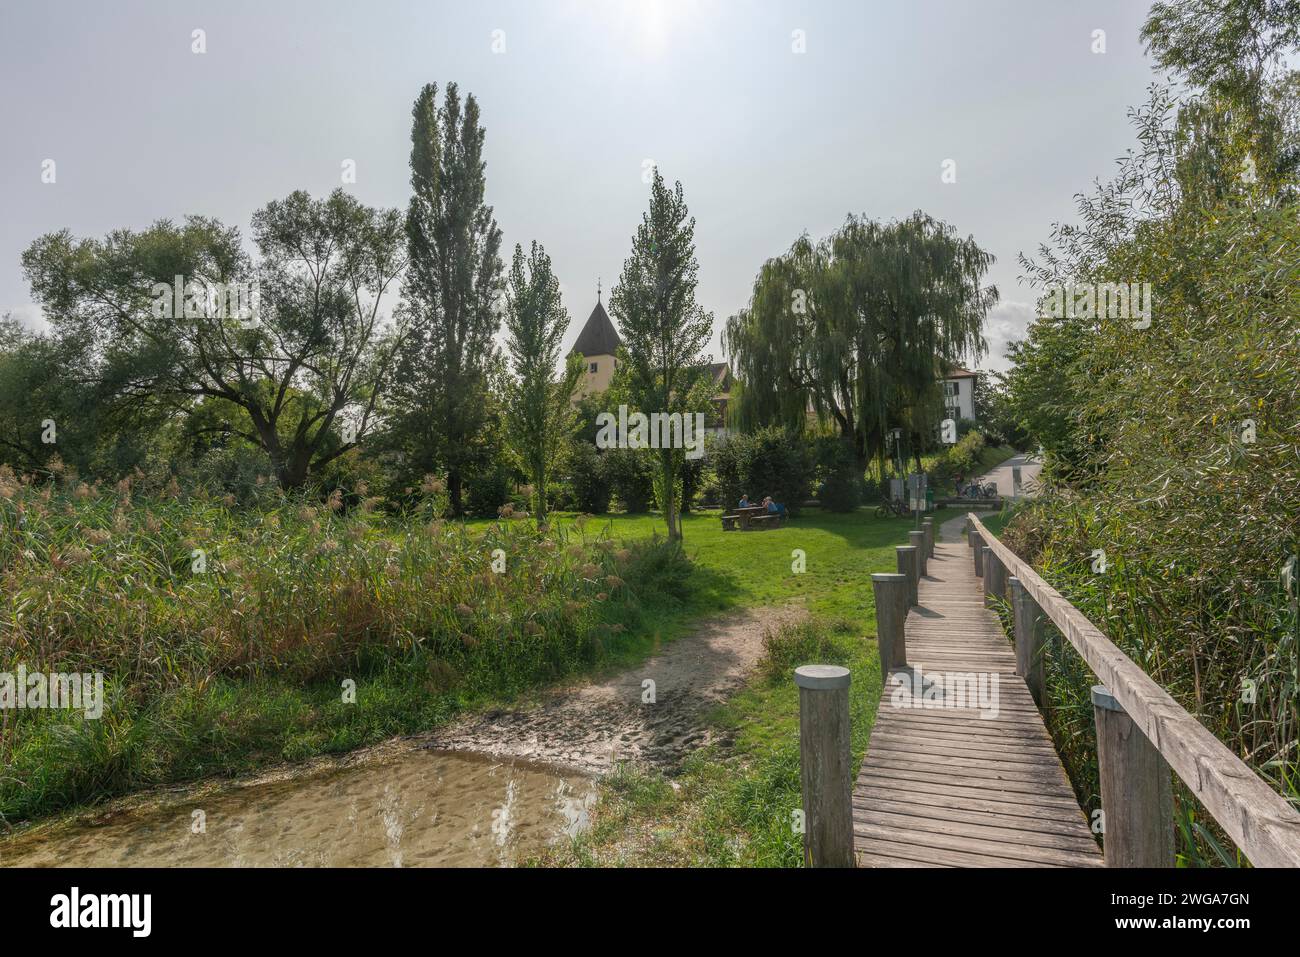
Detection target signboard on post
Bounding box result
[1012,465,1022,498]
[907,473,927,513]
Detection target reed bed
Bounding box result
[0,467,690,825]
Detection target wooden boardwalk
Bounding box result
[853,518,1103,868]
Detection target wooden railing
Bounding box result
[967,513,1300,868]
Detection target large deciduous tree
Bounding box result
[387,82,504,515]
[20,189,405,488]
[502,241,582,522]
[609,170,714,542]
[724,212,996,478]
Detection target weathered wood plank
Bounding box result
[852,821,1101,867]
[854,807,1102,854]
[854,775,1086,813]
[854,794,1095,837]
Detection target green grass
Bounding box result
[482,506,967,625]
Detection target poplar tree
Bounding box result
[609,170,714,542]
[390,82,503,514]
[502,241,582,522]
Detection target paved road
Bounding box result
[974,451,1042,499]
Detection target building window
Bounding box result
[589,362,598,373]
[944,381,960,397]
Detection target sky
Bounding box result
[0,0,1165,373]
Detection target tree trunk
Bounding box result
[661,451,681,541]
[448,469,463,516]
[279,458,310,490]
[533,463,546,523]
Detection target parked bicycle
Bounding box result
[958,482,999,500]
[874,497,912,518]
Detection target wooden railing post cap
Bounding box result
[1091,684,1122,713]
[893,545,917,554]
[795,665,851,691]
[872,572,907,582]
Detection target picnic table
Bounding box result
[721,504,786,531]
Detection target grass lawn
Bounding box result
[515,506,968,627]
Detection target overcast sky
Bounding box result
[0,0,1163,372]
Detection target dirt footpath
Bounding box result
[423,605,807,774]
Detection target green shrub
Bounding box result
[567,443,612,513]
[547,480,576,512]
[604,447,655,513]
[464,463,513,517]
[708,426,814,514]
[930,430,986,490]
[189,444,276,503]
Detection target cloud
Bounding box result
[978,300,1036,373]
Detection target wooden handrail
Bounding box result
[968,513,1300,868]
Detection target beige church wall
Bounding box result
[575,354,616,397]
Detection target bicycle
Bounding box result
[874,497,912,518]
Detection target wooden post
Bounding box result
[1009,576,1045,707]
[1091,685,1175,868]
[983,547,1005,607]
[922,518,935,558]
[971,532,984,577]
[896,545,919,607]
[871,572,908,674]
[908,530,927,579]
[795,665,855,868]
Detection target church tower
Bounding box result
[569,282,621,398]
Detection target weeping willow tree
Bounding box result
[723,211,997,478]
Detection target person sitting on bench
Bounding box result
[763,496,787,517]
[738,494,752,508]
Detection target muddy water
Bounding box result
[0,749,596,868]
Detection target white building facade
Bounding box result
[943,368,977,421]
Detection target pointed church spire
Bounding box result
[568,289,621,359]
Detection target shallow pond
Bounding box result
[0,748,596,867]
